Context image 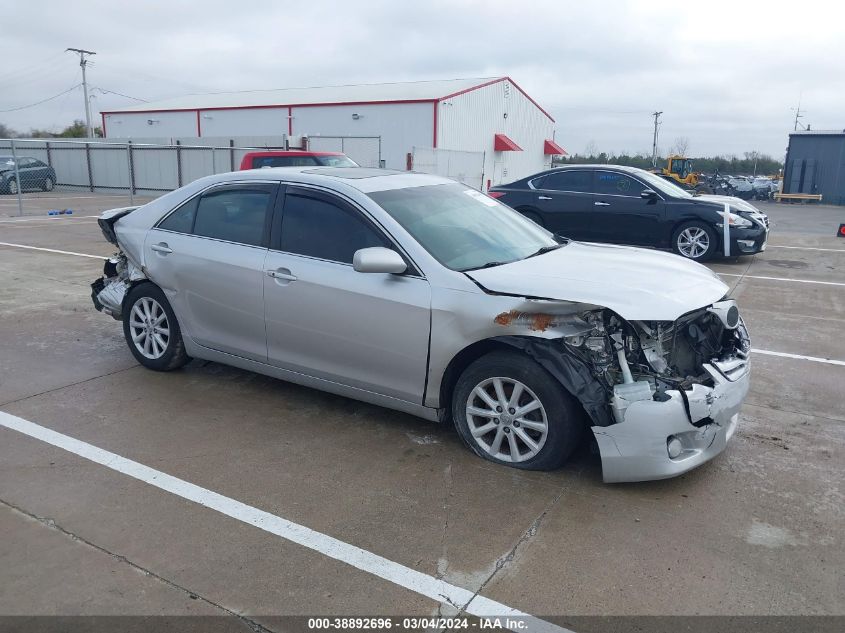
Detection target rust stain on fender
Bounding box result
[494,310,556,332]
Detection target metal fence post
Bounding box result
[127,141,136,199]
[84,140,94,192]
[229,139,235,171]
[211,146,217,175]
[126,142,135,206]
[10,139,24,216]
[176,140,183,187]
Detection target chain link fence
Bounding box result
[306,136,383,168]
[410,147,486,190]
[0,135,382,216]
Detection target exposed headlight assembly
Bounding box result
[708,300,740,329]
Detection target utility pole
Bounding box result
[791,93,805,131]
[651,111,662,168]
[66,48,97,138]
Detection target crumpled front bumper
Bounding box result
[592,361,750,483]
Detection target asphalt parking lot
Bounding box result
[1,195,843,630]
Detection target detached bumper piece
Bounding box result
[593,359,749,483]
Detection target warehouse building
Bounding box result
[783,130,845,205]
[101,77,564,186]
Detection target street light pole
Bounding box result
[66,48,97,138]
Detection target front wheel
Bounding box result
[42,176,54,192]
[122,283,190,371]
[7,178,17,195]
[672,221,718,261]
[452,351,584,470]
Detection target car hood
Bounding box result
[465,241,728,322]
[697,194,762,214]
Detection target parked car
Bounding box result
[0,155,56,194]
[90,168,751,483]
[239,151,358,170]
[488,165,768,261]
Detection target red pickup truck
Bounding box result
[239,151,358,170]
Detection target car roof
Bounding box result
[242,150,345,157]
[210,166,456,193]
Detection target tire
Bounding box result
[451,350,584,471]
[7,178,17,195]
[122,283,191,371]
[518,209,545,228]
[672,221,718,261]
[42,176,54,192]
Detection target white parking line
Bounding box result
[0,412,568,632]
[766,245,845,253]
[718,272,845,287]
[0,215,100,223]
[0,242,106,260]
[752,348,845,366]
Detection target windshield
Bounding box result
[369,183,559,271]
[317,155,358,167]
[636,169,695,199]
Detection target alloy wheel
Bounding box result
[465,377,548,462]
[677,227,710,259]
[129,297,170,360]
[8,179,17,195]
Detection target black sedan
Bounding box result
[0,156,57,195]
[489,165,769,261]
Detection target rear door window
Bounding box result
[595,171,642,197]
[191,185,275,246]
[539,170,592,193]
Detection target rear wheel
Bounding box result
[672,221,718,261]
[452,351,583,470]
[123,283,190,371]
[8,178,18,195]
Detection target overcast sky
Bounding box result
[3,0,842,158]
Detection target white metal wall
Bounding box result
[198,107,290,137]
[104,111,197,138]
[436,80,555,187]
[291,102,432,170]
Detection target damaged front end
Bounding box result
[498,300,750,483]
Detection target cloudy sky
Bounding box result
[2,0,842,158]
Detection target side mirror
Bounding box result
[640,188,658,199]
[352,247,407,274]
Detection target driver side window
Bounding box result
[279,193,388,264]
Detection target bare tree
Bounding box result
[583,140,598,157]
[670,136,690,156]
[0,123,16,138]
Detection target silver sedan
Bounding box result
[92,167,750,482]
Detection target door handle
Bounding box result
[266,268,297,282]
[150,242,172,254]
[538,195,553,200]
[594,201,610,207]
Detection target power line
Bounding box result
[0,84,81,113]
[91,86,148,102]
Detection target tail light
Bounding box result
[488,191,506,199]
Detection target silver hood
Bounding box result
[466,241,728,322]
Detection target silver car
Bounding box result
[91,168,751,483]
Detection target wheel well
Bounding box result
[671,218,721,247]
[438,338,515,423]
